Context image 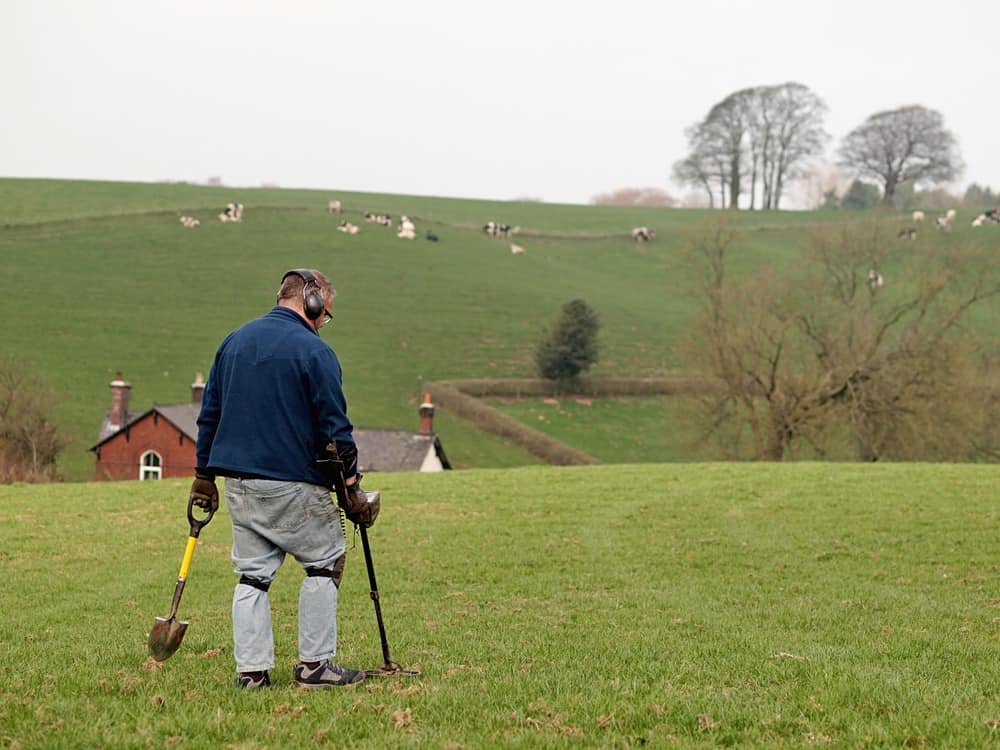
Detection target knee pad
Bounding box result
[305,555,345,589]
[238,575,272,593]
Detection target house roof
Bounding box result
[92,404,451,472]
[96,410,143,444]
[90,403,200,451]
[355,429,451,473]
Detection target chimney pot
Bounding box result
[191,371,206,405]
[418,392,435,434]
[108,373,132,431]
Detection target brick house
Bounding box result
[90,375,450,481]
[90,372,206,481]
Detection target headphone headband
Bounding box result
[282,268,316,285]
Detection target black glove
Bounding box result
[343,481,380,529]
[190,471,219,513]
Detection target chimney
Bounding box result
[108,372,131,431]
[418,392,435,434]
[191,371,205,405]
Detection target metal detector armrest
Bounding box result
[315,454,350,509]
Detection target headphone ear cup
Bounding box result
[304,291,324,320]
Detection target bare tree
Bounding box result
[676,219,1000,460]
[674,83,828,210]
[672,151,718,209]
[837,105,964,207]
[0,357,69,482]
[755,83,830,209]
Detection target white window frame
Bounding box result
[140,450,163,480]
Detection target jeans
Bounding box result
[224,478,346,673]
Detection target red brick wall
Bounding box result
[94,413,196,481]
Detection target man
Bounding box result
[191,268,378,690]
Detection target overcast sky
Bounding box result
[3,0,995,207]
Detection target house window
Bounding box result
[140,451,163,480]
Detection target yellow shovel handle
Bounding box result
[177,536,198,581]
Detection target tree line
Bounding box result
[671,83,968,210]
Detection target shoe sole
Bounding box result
[294,679,364,689]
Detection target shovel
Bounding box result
[147,494,216,661]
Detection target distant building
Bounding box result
[90,375,450,481]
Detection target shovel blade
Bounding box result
[148,616,189,662]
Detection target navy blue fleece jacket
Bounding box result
[195,306,355,485]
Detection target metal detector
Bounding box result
[358,520,420,678]
[317,448,420,678]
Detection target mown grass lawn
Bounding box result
[1,463,997,748]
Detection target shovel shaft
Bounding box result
[177,535,198,580]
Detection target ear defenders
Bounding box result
[281,269,325,321]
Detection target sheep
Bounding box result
[867,269,884,291]
[510,244,525,255]
[945,209,956,221]
[483,221,512,238]
[397,227,416,240]
[219,202,244,223]
[179,216,200,228]
[631,227,656,242]
[972,210,1000,227]
[337,221,359,234]
[327,199,342,215]
[399,216,415,233]
[912,210,925,223]
[897,227,917,240]
[934,215,953,232]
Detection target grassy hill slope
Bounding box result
[1,179,996,480]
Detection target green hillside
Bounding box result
[0,179,995,480]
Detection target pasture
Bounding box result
[0,179,996,481]
[0,463,997,748]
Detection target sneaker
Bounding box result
[236,671,271,690]
[293,660,365,689]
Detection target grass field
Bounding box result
[1,179,997,480]
[0,464,997,748]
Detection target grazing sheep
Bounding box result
[337,221,359,234]
[945,209,956,221]
[972,215,986,227]
[327,199,342,215]
[867,269,884,291]
[897,227,917,240]
[912,210,925,223]
[510,244,525,255]
[935,215,953,232]
[399,216,415,233]
[219,202,244,223]
[396,228,416,240]
[483,221,512,238]
[631,227,656,242]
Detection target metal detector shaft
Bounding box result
[359,525,393,667]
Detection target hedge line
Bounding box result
[433,376,720,398]
[426,381,600,466]
[425,376,722,466]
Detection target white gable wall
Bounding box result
[419,446,444,472]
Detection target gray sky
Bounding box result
[3,0,995,206]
